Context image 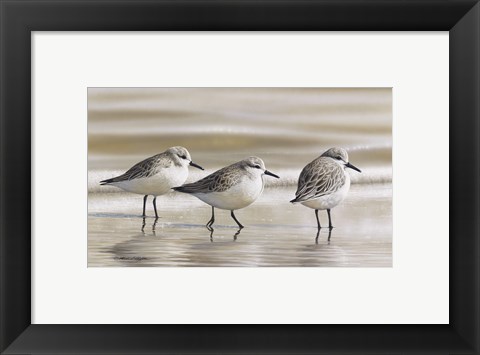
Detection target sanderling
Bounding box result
[290,147,361,229]
[173,156,279,229]
[100,146,204,218]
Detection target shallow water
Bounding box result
[88,88,392,177]
[88,184,392,267]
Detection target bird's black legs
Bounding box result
[231,210,244,229]
[206,206,215,228]
[207,208,243,240]
[142,195,148,217]
[315,209,333,230]
[142,195,159,218]
[205,208,244,229]
[327,209,333,229]
[153,197,158,218]
[315,209,321,229]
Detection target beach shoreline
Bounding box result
[88,183,392,267]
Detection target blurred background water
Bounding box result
[88,88,392,267]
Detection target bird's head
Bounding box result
[243,156,279,179]
[321,147,361,173]
[167,146,204,170]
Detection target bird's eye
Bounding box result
[181,155,187,159]
[336,156,342,160]
[254,165,261,169]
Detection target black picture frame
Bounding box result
[1,1,479,354]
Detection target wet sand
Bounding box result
[88,183,392,267]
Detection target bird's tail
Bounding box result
[290,197,299,203]
[100,178,114,186]
[173,181,205,193]
[173,185,200,194]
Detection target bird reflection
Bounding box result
[315,227,333,244]
[141,217,159,236]
[207,225,214,241]
[207,225,242,242]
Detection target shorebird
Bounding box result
[173,156,279,229]
[100,146,204,218]
[290,147,361,229]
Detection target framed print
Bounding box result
[1,1,479,354]
[33,33,446,325]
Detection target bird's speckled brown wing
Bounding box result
[292,157,345,202]
[101,152,173,184]
[174,162,243,193]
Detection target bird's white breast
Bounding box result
[194,175,264,210]
[112,165,188,196]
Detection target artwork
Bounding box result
[88,88,392,267]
